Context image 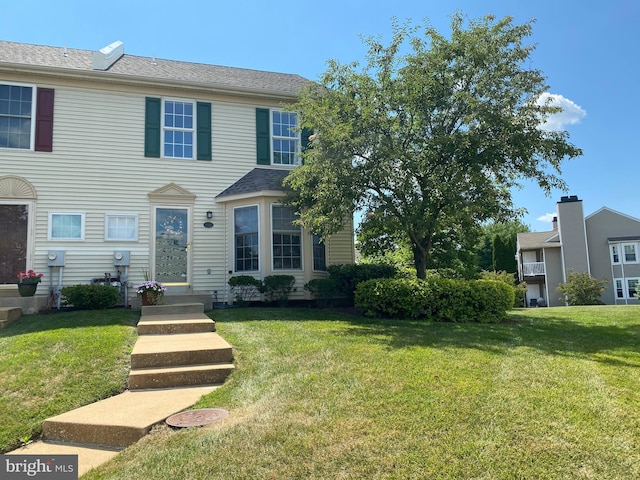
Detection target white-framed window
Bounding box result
[628,278,639,299]
[312,234,326,271]
[272,110,300,165]
[105,213,138,241]
[163,99,194,159]
[614,278,624,299]
[49,212,84,240]
[234,205,259,272]
[610,242,639,264]
[611,244,620,264]
[272,204,302,270]
[623,243,637,263]
[613,277,639,299]
[0,82,35,150]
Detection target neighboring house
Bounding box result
[516,195,640,307]
[0,40,355,310]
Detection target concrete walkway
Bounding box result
[6,303,233,477]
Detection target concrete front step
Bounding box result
[0,306,21,320]
[0,307,22,329]
[42,386,217,449]
[137,312,216,335]
[141,302,204,316]
[130,332,233,368]
[129,362,235,389]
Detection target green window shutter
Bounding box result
[144,97,161,158]
[300,126,313,165]
[196,102,212,161]
[256,108,270,165]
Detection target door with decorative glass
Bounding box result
[154,207,190,285]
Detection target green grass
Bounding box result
[3,306,640,478]
[0,309,138,452]
[85,306,640,480]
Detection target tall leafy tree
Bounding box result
[285,14,582,279]
[477,219,529,272]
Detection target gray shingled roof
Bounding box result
[216,168,291,199]
[0,41,310,97]
[517,230,560,250]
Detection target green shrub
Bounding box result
[61,284,120,310]
[262,275,296,306]
[557,270,608,305]
[228,275,262,306]
[480,270,526,308]
[355,278,514,323]
[304,278,343,307]
[355,278,428,318]
[327,263,399,302]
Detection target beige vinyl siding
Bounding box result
[0,84,259,294]
[326,216,356,266]
[0,75,355,303]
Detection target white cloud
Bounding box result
[536,93,587,131]
[537,213,556,223]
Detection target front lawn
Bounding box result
[84,306,639,479]
[0,309,138,453]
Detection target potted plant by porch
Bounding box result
[134,279,167,306]
[16,269,44,297]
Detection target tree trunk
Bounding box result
[412,245,428,280]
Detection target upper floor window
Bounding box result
[272,204,301,270]
[610,242,638,264]
[145,97,211,160]
[256,108,307,166]
[234,206,259,272]
[272,111,300,165]
[611,245,620,264]
[623,243,637,263]
[0,83,34,150]
[105,213,138,241]
[49,212,84,240]
[163,100,194,159]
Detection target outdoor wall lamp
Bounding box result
[206,211,213,219]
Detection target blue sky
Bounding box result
[2,0,638,231]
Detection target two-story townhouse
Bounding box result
[517,195,640,306]
[0,40,355,312]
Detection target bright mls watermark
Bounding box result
[1,455,78,479]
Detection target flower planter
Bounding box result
[17,283,38,297]
[141,291,163,306]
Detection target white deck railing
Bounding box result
[522,262,545,276]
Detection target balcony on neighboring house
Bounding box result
[522,262,545,276]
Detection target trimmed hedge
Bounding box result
[262,275,296,306]
[355,278,514,323]
[326,263,399,301]
[228,275,262,306]
[61,284,120,310]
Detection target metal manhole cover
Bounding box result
[166,408,229,428]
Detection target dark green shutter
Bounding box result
[144,97,161,158]
[300,126,314,165]
[256,108,270,165]
[196,102,212,161]
[301,127,313,151]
